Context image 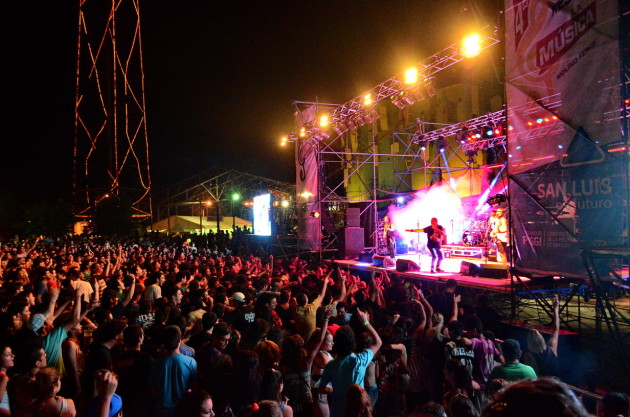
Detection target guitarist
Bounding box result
[383,215,396,259]
[423,217,446,273]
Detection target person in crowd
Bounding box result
[523,295,560,377]
[481,377,589,417]
[0,344,15,416]
[428,278,458,321]
[345,384,372,417]
[319,310,382,417]
[149,325,198,417]
[174,389,215,417]
[602,392,629,417]
[113,324,153,417]
[259,368,294,417]
[487,339,536,383]
[15,367,76,417]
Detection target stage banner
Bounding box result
[505,0,624,276]
[295,106,321,250]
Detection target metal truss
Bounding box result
[331,32,500,124]
[156,169,296,219]
[73,0,152,219]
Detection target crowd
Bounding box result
[0,235,628,417]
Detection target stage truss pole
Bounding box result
[73,0,153,222]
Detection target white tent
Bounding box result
[147,215,251,233]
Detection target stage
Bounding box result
[331,251,524,294]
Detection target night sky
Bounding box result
[3,0,501,204]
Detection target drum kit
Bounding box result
[462,218,490,246]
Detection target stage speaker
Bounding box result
[373,255,396,267]
[343,227,364,258]
[346,208,361,227]
[460,261,481,277]
[396,258,420,272]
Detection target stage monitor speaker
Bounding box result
[358,251,374,263]
[460,261,481,277]
[346,208,361,227]
[343,227,364,258]
[373,255,396,267]
[396,258,420,272]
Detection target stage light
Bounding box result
[232,193,241,201]
[300,127,306,137]
[462,34,481,58]
[516,145,522,150]
[437,136,448,152]
[403,93,415,105]
[346,119,357,130]
[536,118,543,124]
[310,211,320,218]
[320,115,329,128]
[558,144,564,149]
[333,122,348,135]
[364,93,373,106]
[281,200,290,208]
[487,194,507,206]
[508,125,514,131]
[397,196,405,204]
[391,93,406,109]
[552,116,558,120]
[300,191,313,198]
[404,67,418,85]
[424,77,436,97]
[205,201,213,206]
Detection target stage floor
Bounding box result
[332,253,523,293]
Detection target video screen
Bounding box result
[253,193,272,236]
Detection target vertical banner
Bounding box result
[296,110,321,250]
[505,0,624,276]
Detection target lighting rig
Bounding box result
[283,30,500,145]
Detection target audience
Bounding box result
[0,235,625,417]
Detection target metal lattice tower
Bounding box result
[73,0,152,220]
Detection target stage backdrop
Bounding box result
[295,105,321,251]
[505,0,626,276]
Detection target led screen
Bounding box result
[253,193,272,236]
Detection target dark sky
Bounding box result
[3,0,500,204]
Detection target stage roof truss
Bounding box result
[330,32,500,124]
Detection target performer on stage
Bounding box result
[383,215,396,259]
[491,208,509,263]
[424,217,446,273]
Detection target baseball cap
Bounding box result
[27,313,48,332]
[88,393,123,417]
[230,292,245,303]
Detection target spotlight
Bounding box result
[364,93,373,106]
[397,196,405,204]
[320,115,329,128]
[424,77,436,97]
[391,93,406,109]
[281,200,290,208]
[437,136,448,152]
[487,194,507,206]
[462,33,481,58]
[402,93,415,105]
[300,127,306,137]
[404,67,418,84]
[346,119,357,130]
[482,124,494,138]
[310,211,320,218]
[333,123,347,136]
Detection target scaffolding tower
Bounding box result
[73,0,152,221]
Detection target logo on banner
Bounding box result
[513,0,530,51]
[536,2,596,73]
